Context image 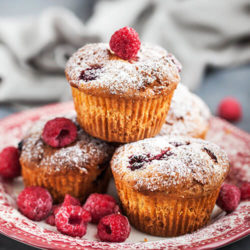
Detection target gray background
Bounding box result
[0,0,249,249]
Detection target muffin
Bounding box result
[65,43,180,143]
[111,136,229,237]
[20,116,115,203]
[158,84,210,138]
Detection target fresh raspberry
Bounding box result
[218,97,242,122]
[109,26,141,60]
[45,214,56,226]
[17,187,53,221]
[42,118,77,148]
[52,204,62,215]
[240,182,250,200]
[62,194,81,207]
[128,149,174,171]
[45,204,62,226]
[97,214,131,242]
[216,183,241,213]
[0,146,21,179]
[83,193,120,224]
[55,205,91,237]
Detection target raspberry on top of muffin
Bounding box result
[66,27,182,143]
[111,136,229,195]
[20,114,115,202]
[21,116,113,174]
[159,84,211,138]
[65,42,180,98]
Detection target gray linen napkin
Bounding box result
[0,0,249,105]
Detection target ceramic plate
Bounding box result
[0,102,249,250]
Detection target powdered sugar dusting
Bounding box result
[65,43,180,97]
[0,103,249,249]
[206,117,250,185]
[0,102,74,151]
[20,115,114,173]
[159,84,211,137]
[0,178,249,250]
[111,136,229,194]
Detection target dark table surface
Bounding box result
[0,0,249,249]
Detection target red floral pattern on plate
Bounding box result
[0,102,249,250]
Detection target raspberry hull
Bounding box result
[0,146,21,179]
[45,215,56,226]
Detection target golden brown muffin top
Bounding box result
[20,115,115,174]
[159,84,211,137]
[111,136,229,197]
[65,43,180,98]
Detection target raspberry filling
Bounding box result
[128,148,173,171]
[203,147,218,163]
[79,66,103,81]
[128,154,150,171]
[169,141,190,147]
[152,149,174,161]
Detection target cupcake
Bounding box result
[111,136,229,236]
[20,115,115,203]
[158,84,210,139]
[65,27,181,143]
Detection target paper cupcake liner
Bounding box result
[71,87,174,143]
[21,163,111,203]
[114,177,220,237]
